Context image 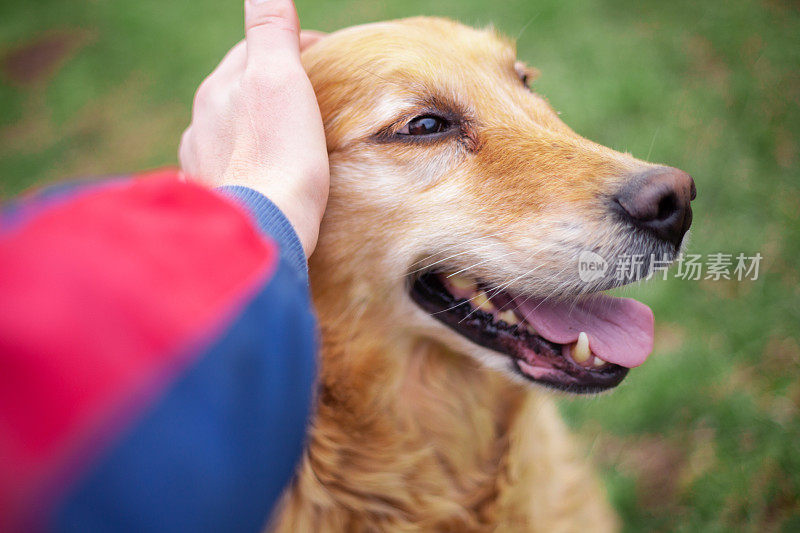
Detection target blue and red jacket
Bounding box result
[0,170,317,532]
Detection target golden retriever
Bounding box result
[271,17,695,532]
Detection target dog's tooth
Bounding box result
[497,310,519,325]
[472,291,495,312]
[448,273,477,292]
[573,332,591,364]
[593,355,608,367]
[523,321,537,335]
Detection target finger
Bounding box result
[299,30,326,51]
[244,0,301,68]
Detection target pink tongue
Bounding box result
[513,294,654,368]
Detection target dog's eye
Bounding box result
[397,116,449,136]
[515,61,537,91]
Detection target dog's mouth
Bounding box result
[410,270,655,393]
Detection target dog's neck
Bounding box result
[304,268,532,521]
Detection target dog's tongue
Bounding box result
[513,294,654,368]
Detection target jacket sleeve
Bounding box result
[0,170,317,533]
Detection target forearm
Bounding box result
[0,172,317,532]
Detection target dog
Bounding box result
[270,17,695,532]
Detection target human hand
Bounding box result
[179,0,328,258]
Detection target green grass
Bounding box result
[2,0,798,530]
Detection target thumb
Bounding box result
[244,0,301,68]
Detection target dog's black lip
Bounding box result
[409,270,629,394]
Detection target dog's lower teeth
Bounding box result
[573,331,591,363]
[593,356,608,367]
[497,310,519,325]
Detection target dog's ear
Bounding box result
[300,30,327,52]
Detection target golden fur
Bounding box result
[269,17,664,532]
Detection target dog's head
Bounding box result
[302,17,695,394]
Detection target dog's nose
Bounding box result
[614,167,696,247]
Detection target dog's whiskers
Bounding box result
[515,12,541,42]
[446,250,518,279]
[453,241,566,325]
[482,241,563,299]
[509,263,575,316]
[401,230,521,281]
[405,228,519,271]
[403,241,508,280]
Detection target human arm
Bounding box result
[0,172,316,532]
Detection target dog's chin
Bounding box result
[408,270,644,395]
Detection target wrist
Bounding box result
[266,190,324,259]
[216,185,310,277]
[220,178,323,259]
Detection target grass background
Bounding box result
[1,0,798,530]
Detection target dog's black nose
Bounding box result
[614,167,696,247]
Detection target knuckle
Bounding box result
[249,15,296,34]
[246,2,298,33]
[239,67,269,88]
[243,59,305,87]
